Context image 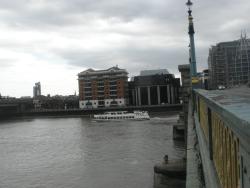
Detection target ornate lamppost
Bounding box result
[186,0,197,78]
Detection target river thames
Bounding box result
[0,113,184,188]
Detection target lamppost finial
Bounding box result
[186,0,193,16]
[186,0,193,9]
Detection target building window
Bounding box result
[85,83,91,87]
[109,81,117,86]
[85,88,92,92]
[110,91,117,94]
[110,86,117,90]
[97,82,104,87]
[85,97,92,100]
[98,101,105,105]
[85,93,92,97]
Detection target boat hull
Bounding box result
[93,111,150,121]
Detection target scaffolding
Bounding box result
[208,33,250,89]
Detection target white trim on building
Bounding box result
[79,98,126,109]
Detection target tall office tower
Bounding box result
[33,82,41,98]
[208,33,250,89]
[78,66,128,109]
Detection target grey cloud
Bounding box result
[0,0,249,33]
[0,58,17,68]
[0,0,249,89]
[0,0,185,28]
[55,45,191,76]
[0,0,249,98]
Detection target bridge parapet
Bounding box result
[193,87,250,188]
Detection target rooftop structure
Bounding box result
[140,69,169,76]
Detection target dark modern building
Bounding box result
[128,70,180,106]
[78,66,128,109]
[208,34,250,89]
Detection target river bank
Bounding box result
[0,104,182,120]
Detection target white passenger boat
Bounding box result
[93,111,150,121]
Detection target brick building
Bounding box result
[78,66,128,109]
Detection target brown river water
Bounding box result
[0,113,185,188]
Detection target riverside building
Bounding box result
[78,66,128,109]
[128,69,180,106]
[208,34,250,89]
[33,82,41,98]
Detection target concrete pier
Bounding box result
[173,123,185,140]
[154,156,186,188]
[153,64,190,188]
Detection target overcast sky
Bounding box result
[0,0,249,97]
